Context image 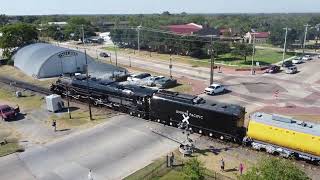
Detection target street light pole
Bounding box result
[282,27,289,65]
[251,33,256,75]
[210,36,214,85]
[137,25,142,53]
[303,24,311,55]
[169,54,172,79]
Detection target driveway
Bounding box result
[0,115,185,180]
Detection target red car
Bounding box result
[0,105,20,121]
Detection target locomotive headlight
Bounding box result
[209,133,213,137]
[157,119,160,122]
[170,122,172,126]
[199,130,202,134]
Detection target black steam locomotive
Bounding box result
[51,76,246,141]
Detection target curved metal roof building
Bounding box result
[13,43,125,79]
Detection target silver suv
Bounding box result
[285,66,297,74]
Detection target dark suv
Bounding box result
[99,52,110,58]
[282,60,293,68]
[265,65,280,73]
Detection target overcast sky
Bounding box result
[1,0,320,15]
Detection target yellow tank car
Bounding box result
[246,112,320,163]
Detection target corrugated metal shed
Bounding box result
[13,43,125,79]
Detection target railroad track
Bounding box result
[0,77,51,95]
[0,76,119,115]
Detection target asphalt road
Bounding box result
[60,43,320,112]
[0,115,187,180]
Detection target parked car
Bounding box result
[265,65,280,73]
[292,57,303,64]
[127,73,151,82]
[282,60,293,68]
[155,77,177,88]
[285,66,298,74]
[302,55,312,61]
[0,105,19,121]
[142,76,165,86]
[99,52,110,58]
[204,83,225,95]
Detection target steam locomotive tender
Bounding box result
[51,76,246,142]
[150,90,246,141]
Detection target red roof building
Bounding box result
[166,23,203,35]
[253,32,270,38]
[245,31,271,44]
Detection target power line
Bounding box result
[110,26,239,41]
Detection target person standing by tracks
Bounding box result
[239,163,244,175]
[220,158,225,171]
[52,119,57,132]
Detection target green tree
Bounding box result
[63,17,96,41]
[182,158,205,180]
[213,42,231,56]
[0,23,38,59]
[46,25,64,41]
[0,15,9,26]
[162,11,171,16]
[231,43,253,62]
[240,158,309,180]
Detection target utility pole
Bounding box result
[84,50,93,120]
[81,24,85,46]
[282,27,289,65]
[114,45,118,66]
[316,25,320,52]
[137,25,142,52]
[251,33,256,75]
[66,86,72,119]
[169,54,173,79]
[303,24,311,55]
[210,36,214,85]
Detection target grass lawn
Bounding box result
[0,65,55,88]
[103,46,294,68]
[216,49,294,66]
[0,125,22,157]
[0,142,22,157]
[48,108,116,130]
[0,88,43,110]
[154,170,184,180]
[169,84,192,94]
[124,157,167,180]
